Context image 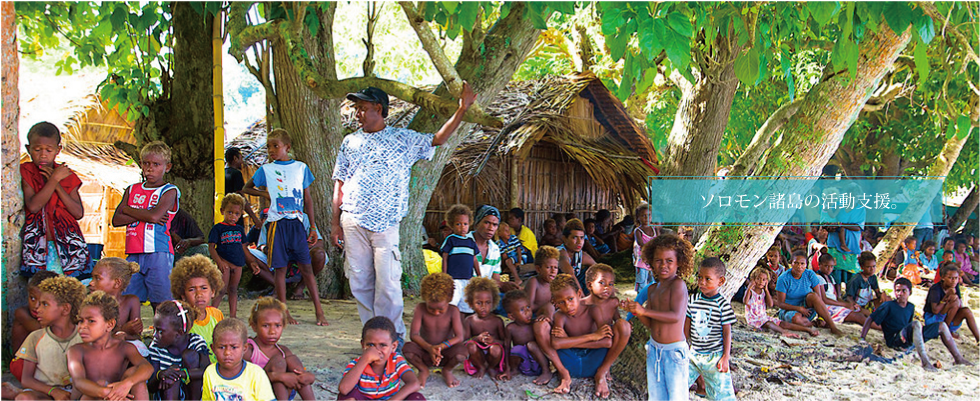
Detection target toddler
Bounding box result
[441,204,481,313]
[632,204,656,291]
[502,291,547,382]
[208,193,257,318]
[203,318,276,401]
[403,273,468,388]
[170,254,225,363]
[245,297,316,400]
[340,316,423,400]
[147,300,210,400]
[742,268,812,337]
[461,278,508,380]
[87,257,144,347]
[581,264,631,398]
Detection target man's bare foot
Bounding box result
[418,368,430,389]
[954,358,974,366]
[316,313,329,326]
[923,362,939,372]
[533,369,553,385]
[594,374,611,398]
[553,374,572,394]
[442,369,461,388]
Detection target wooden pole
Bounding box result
[212,11,225,224]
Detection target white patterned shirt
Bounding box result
[333,126,435,232]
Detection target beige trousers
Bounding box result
[341,213,406,336]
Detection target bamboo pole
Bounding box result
[212,11,225,224]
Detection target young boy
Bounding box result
[7,276,87,400]
[620,234,692,401]
[847,251,889,312]
[204,318,276,401]
[402,273,468,388]
[924,264,980,343]
[243,129,327,326]
[540,219,563,247]
[535,274,610,395]
[525,246,560,318]
[208,193,257,318]
[581,264,631,398]
[861,278,973,371]
[495,222,524,286]
[10,270,59,379]
[441,204,482,314]
[502,291,547,382]
[111,141,180,311]
[67,291,153,400]
[20,121,89,278]
[557,219,596,294]
[685,258,736,401]
[340,316,423,401]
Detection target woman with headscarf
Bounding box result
[471,205,520,294]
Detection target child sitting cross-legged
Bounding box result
[147,300,211,400]
[9,270,59,383]
[67,291,153,400]
[4,276,86,401]
[403,273,468,388]
[244,297,316,400]
[203,318,276,401]
[87,258,145,351]
[685,258,737,401]
[170,254,225,363]
[461,278,509,380]
[502,290,547,382]
[742,268,813,337]
[339,316,424,401]
[581,263,631,398]
[546,274,614,395]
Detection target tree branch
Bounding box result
[729,98,803,176]
[920,2,980,65]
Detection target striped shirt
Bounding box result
[148,333,210,370]
[475,235,501,278]
[441,234,478,280]
[343,353,411,400]
[686,292,736,354]
[498,235,524,264]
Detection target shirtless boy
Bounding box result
[548,274,613,395]
[525,246,560,318]
[502,290,548,383]
[403,273,468,388]
[581,264,631,398]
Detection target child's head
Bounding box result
[502,290,532,325]
[817,253,837,275]
[169,254,224,315]
[789,250,808,274]
[496,220,512,240]
[266,129,293,162]
[561,219,586,252]
[361,316,398,364]
[595,209,611,226]
[551,213,567,231]
[139,141,172,185]
[696,257,727,296]
[78,291,119,343]
[544,219,558,236]
[583,218,597,235]
[249,297,288,345]
[220,193,246,224]
[89,257,140,295]
[748,268,769,290]
[642,233,694,281]
[893,278,913,302]
[225,146,243,168]
[420,273,454,315]
[942,249,955,262]
[445,204,473,236]
[212,318,248,371]
[26,271,60,319]
[585,263,616,300]
[36,276,87,326]
[534,246,561,283]
[858,251,876,275]
[153,300,197,347]
[921,240,937,255]
[464,277,500,318]
[903,236,917,250]
[939,263,961,290]
[550,274,582,316]
[26,122,62,167]
[507,208,524,230]
[635,204,652,225]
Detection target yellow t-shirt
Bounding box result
[15,327,83,386]
[189,306,224,363]
[202,361,276,401]
[518,225,539,255]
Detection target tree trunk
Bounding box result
[270,4,347,298]
[949,186,978,233]
[2,0,25,342]
[704,25,913,301]
[398,3,542,294]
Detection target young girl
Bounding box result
[632,204,656,291]
[920,240,940,275]
[743,268,812,337]
[67,291,153,400]
[462,278,508,380]
[87,258,144,345]
[899,236,924,285]
[147,300,210,400]
[208,193,256,318]
[9,270,59,382]
[170,254,225,363]
[245,297,316,400]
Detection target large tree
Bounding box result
[2,1,25,343]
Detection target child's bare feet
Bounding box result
[594,374,611,398]
[923,362,939,372]
[286,311,299,325]
[785,332,801,339]
[417,367,430,389]
[315,313,329,326]
[808,328,820,337]
[2,382,21,399]
[553,372,572,394]
[442,369,461,388]
[473,365,486,379]
[533,368,553,385]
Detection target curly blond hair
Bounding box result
[535,245,560,266]
[641,233,695,279]
[94,257,141,289]
[549,273,579,294]
[213,318,248,343]
[445,204,472,226]
[81,290,120,323]
[140,141,171,163]
[37,276,87,323]
[169,254,224,300]
[420,273,454,303]
[464,277,500,307]
[220,193,246,211]
[249,297,288,327]
[585,263,615,286]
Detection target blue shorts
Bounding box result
[688,350,735,401]
[556,347,607,378]
[778,307,819,323]
[266,219,311,269]
[647,339,688,401]
[124,252,174,303]
[924,312,961,334]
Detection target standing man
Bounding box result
[332,83,477,340]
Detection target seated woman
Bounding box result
[772,251,845,336]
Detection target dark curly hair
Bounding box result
[156,300,198,334]
[464,277,500,307]
[169,254,224,301]
[641,233,695,278]
[501,290,529,314]
[585,263,615,286]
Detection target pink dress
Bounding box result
[633,227,655,270]
[744,288,780,329]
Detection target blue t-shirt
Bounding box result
[825,208,866,255]
[775,269,822,307]
[251,160,314,223]
[870,300,915,346]
[209,222,246,267]
[441,234,478,280]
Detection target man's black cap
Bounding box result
[346,87,389,118]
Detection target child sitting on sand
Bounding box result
[815,254,873,327]
[846,252,889,312]
[245,297,316,400]
[502,291,547,382]
[170,254,225,363]
[146,300,211,400]
[203,318,276,401]
[340,316,423,400]
[67,291,153,400]
[685,258,736,401]
[582,263,631,398]
[860,278,973,371]
[546,274,613,395]
[87,258,144,347]
[742,268,813,337]
[9,270,58,382]
[462,278,508,380]
[403,273,468,388]
[924,263,980,343]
